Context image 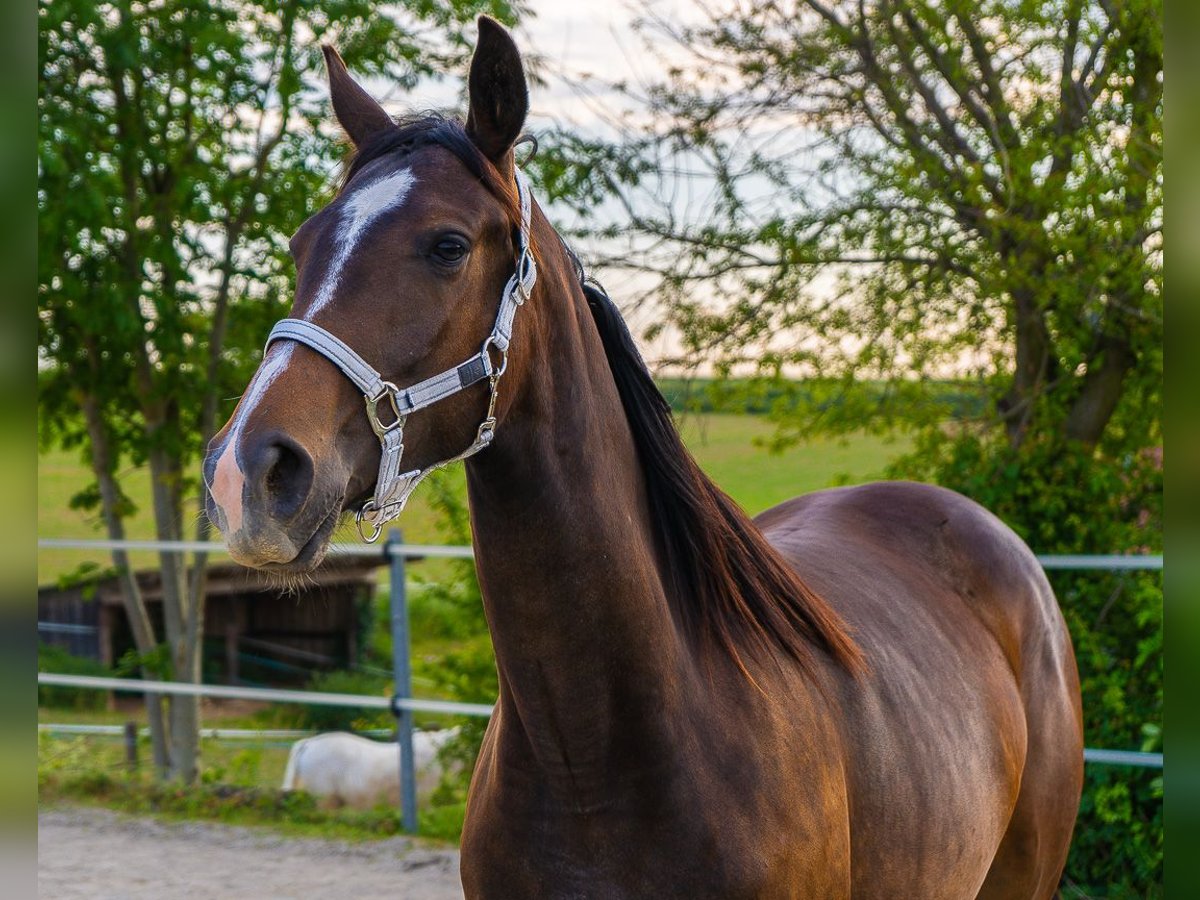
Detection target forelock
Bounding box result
[341,114,522,233]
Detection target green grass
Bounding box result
[37,732,433,842]
[37,413,907,584]
[677,413,907,515]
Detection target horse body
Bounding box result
[204,17,1082,897]
[280,730,458,810]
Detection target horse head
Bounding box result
[205,17,534,571]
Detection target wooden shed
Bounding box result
[37,555,385,685]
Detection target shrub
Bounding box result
[37,643,112,710]
[271,669,395,734]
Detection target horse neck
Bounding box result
[463,224,687,790]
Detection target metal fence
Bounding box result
[37,536,1164,830]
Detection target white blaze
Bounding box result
[210,342,295,532]
[227,342,296,443]
[309,167,417,316]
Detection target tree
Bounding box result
[533,0,1161,889]
[563,0,1160,448]
[38,0,524,782]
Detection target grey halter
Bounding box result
[264,168,537,542]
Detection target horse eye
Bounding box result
[432,236,469,265]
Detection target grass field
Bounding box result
[37,413,909,584]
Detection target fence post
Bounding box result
[123,721,138,772]
[386,529,418,834]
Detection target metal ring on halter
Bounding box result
[356,503,384,543]
[482,335,509,378]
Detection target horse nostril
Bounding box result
[246,433,315,521]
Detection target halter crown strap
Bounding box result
[262,168,537,542]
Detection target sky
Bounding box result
[403,1,701,131]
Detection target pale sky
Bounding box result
[403,1,702,130]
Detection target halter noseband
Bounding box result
[264,169,537,542]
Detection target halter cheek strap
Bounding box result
[264,168,537,542]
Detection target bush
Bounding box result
[271,669,395,734]
[37,643,112,710]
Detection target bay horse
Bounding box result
[205,17,1083,898]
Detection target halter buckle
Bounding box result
[476,417,497,447]
[515,246,535,304]
[365,383,405,438]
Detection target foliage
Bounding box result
[37,644,112,711]
[115,643,174,681]
[584,0,1161,451]
[657,376,986,424]
[1061,575,1162,897]
[271,669,395,734]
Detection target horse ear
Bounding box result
[322,45,394,148]
[465,17,528,165]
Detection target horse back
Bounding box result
[759,481,1079,694]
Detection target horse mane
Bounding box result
[582,284,864,679]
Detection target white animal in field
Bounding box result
[280,729,460,809]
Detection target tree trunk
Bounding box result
[144,438,203,784]
[998,281,1052,448]
[80,389,170,774]
[1064,335,1133,447]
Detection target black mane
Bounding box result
[582,283,863,678]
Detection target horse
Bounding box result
[204,16,1083,898]
[281,729,459,809]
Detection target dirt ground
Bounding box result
[38,806,465,899]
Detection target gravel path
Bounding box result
[38,807,465,899]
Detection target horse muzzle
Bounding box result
[205,428,343,570]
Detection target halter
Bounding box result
[264,168,537,542]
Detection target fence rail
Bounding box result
[36,672,495,718]
[1035,554,1162,570]
[37,537,475,559]
[1082,748,1163,768]
[38,723,391,740]
[36,671,1163,769]
[37,538,1164,569]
